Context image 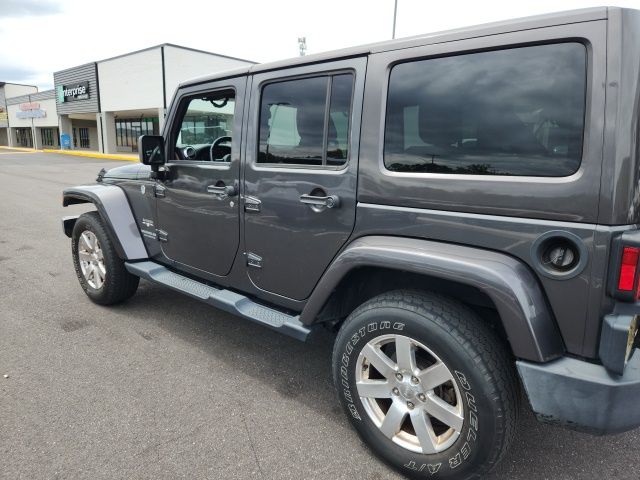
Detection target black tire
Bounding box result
[332,290,519,480]
[71,211,139,305]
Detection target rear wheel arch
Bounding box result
[301,236,564,362]
[312,266,510,349]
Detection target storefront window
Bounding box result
[16,128,33,148]
[40,128,59,147]
[79,128,90,148]
[115,118,159,151]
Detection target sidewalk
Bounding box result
[0,145,137,161]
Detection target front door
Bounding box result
[155,77,246,276]
[244,58,366,300]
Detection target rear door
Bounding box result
[155,77,246,277]
[243,58,366,300]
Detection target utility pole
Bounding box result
[392,0,398,39]
[298,37,307,56]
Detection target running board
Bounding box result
[125,261,311,341]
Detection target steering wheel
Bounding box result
[209,136,232,162]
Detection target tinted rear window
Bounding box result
[384,43,587,177]
[258,74,354,167]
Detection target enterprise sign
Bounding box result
[56,81,90,102]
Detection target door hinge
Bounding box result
[244,196,261,213]
[156,229,168,242]
[154,184,166,198]
[246,252,262,268]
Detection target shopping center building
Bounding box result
[0,44,254,153]
[4,88,60,149]
[0,82,46,148]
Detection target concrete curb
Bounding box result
[42,149,138,162]
[0,146,42,153]
[0,146,137,161]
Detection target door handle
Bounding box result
[207,183,238,197]
[299,194,340,209]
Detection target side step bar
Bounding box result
[125,261,311,341]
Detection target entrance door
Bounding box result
[155,77,246,276]
[130,122,141,152]
[244,58,366,300]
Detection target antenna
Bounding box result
[392,0,398,39]
[298,37,307,56]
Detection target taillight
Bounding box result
[618,246,640,293]
[608,231,640,302]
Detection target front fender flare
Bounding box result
[62,184,148,260]
[300,236,564,362]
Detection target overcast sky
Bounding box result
[1,0,639,90]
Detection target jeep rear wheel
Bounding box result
[71,211,139,305]
[332,290,519,479]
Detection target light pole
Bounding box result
[392,0,398,39]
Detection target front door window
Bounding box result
[174,91,235,162]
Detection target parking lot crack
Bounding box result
[240,410,266,479]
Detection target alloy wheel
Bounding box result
[355,334,464,454]
[78,230,106,289]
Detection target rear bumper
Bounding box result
[517,352,640,435]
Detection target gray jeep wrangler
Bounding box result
[61,7,640,479]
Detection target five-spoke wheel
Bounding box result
[356,334,463,454]
[78,230,106,289]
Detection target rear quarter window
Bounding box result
[384,42,587,177]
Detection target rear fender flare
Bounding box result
[300,236,564,362]
[62,184,148,260]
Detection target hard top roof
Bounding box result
[179,6,611,88]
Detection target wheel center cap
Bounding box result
[398,383,417,400]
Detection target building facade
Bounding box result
[0,44,254,153]
[57,44,254,154]
[54,62,100,151]
[0,82,40,147]
[6,90,60,149]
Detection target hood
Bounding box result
[98,163,151,181]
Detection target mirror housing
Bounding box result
[138,135,165,168]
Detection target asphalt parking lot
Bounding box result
[0,150,638,479]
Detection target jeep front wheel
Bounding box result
[71,211,139,305]
[332,290,519,479]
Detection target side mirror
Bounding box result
[138,135,165,168]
